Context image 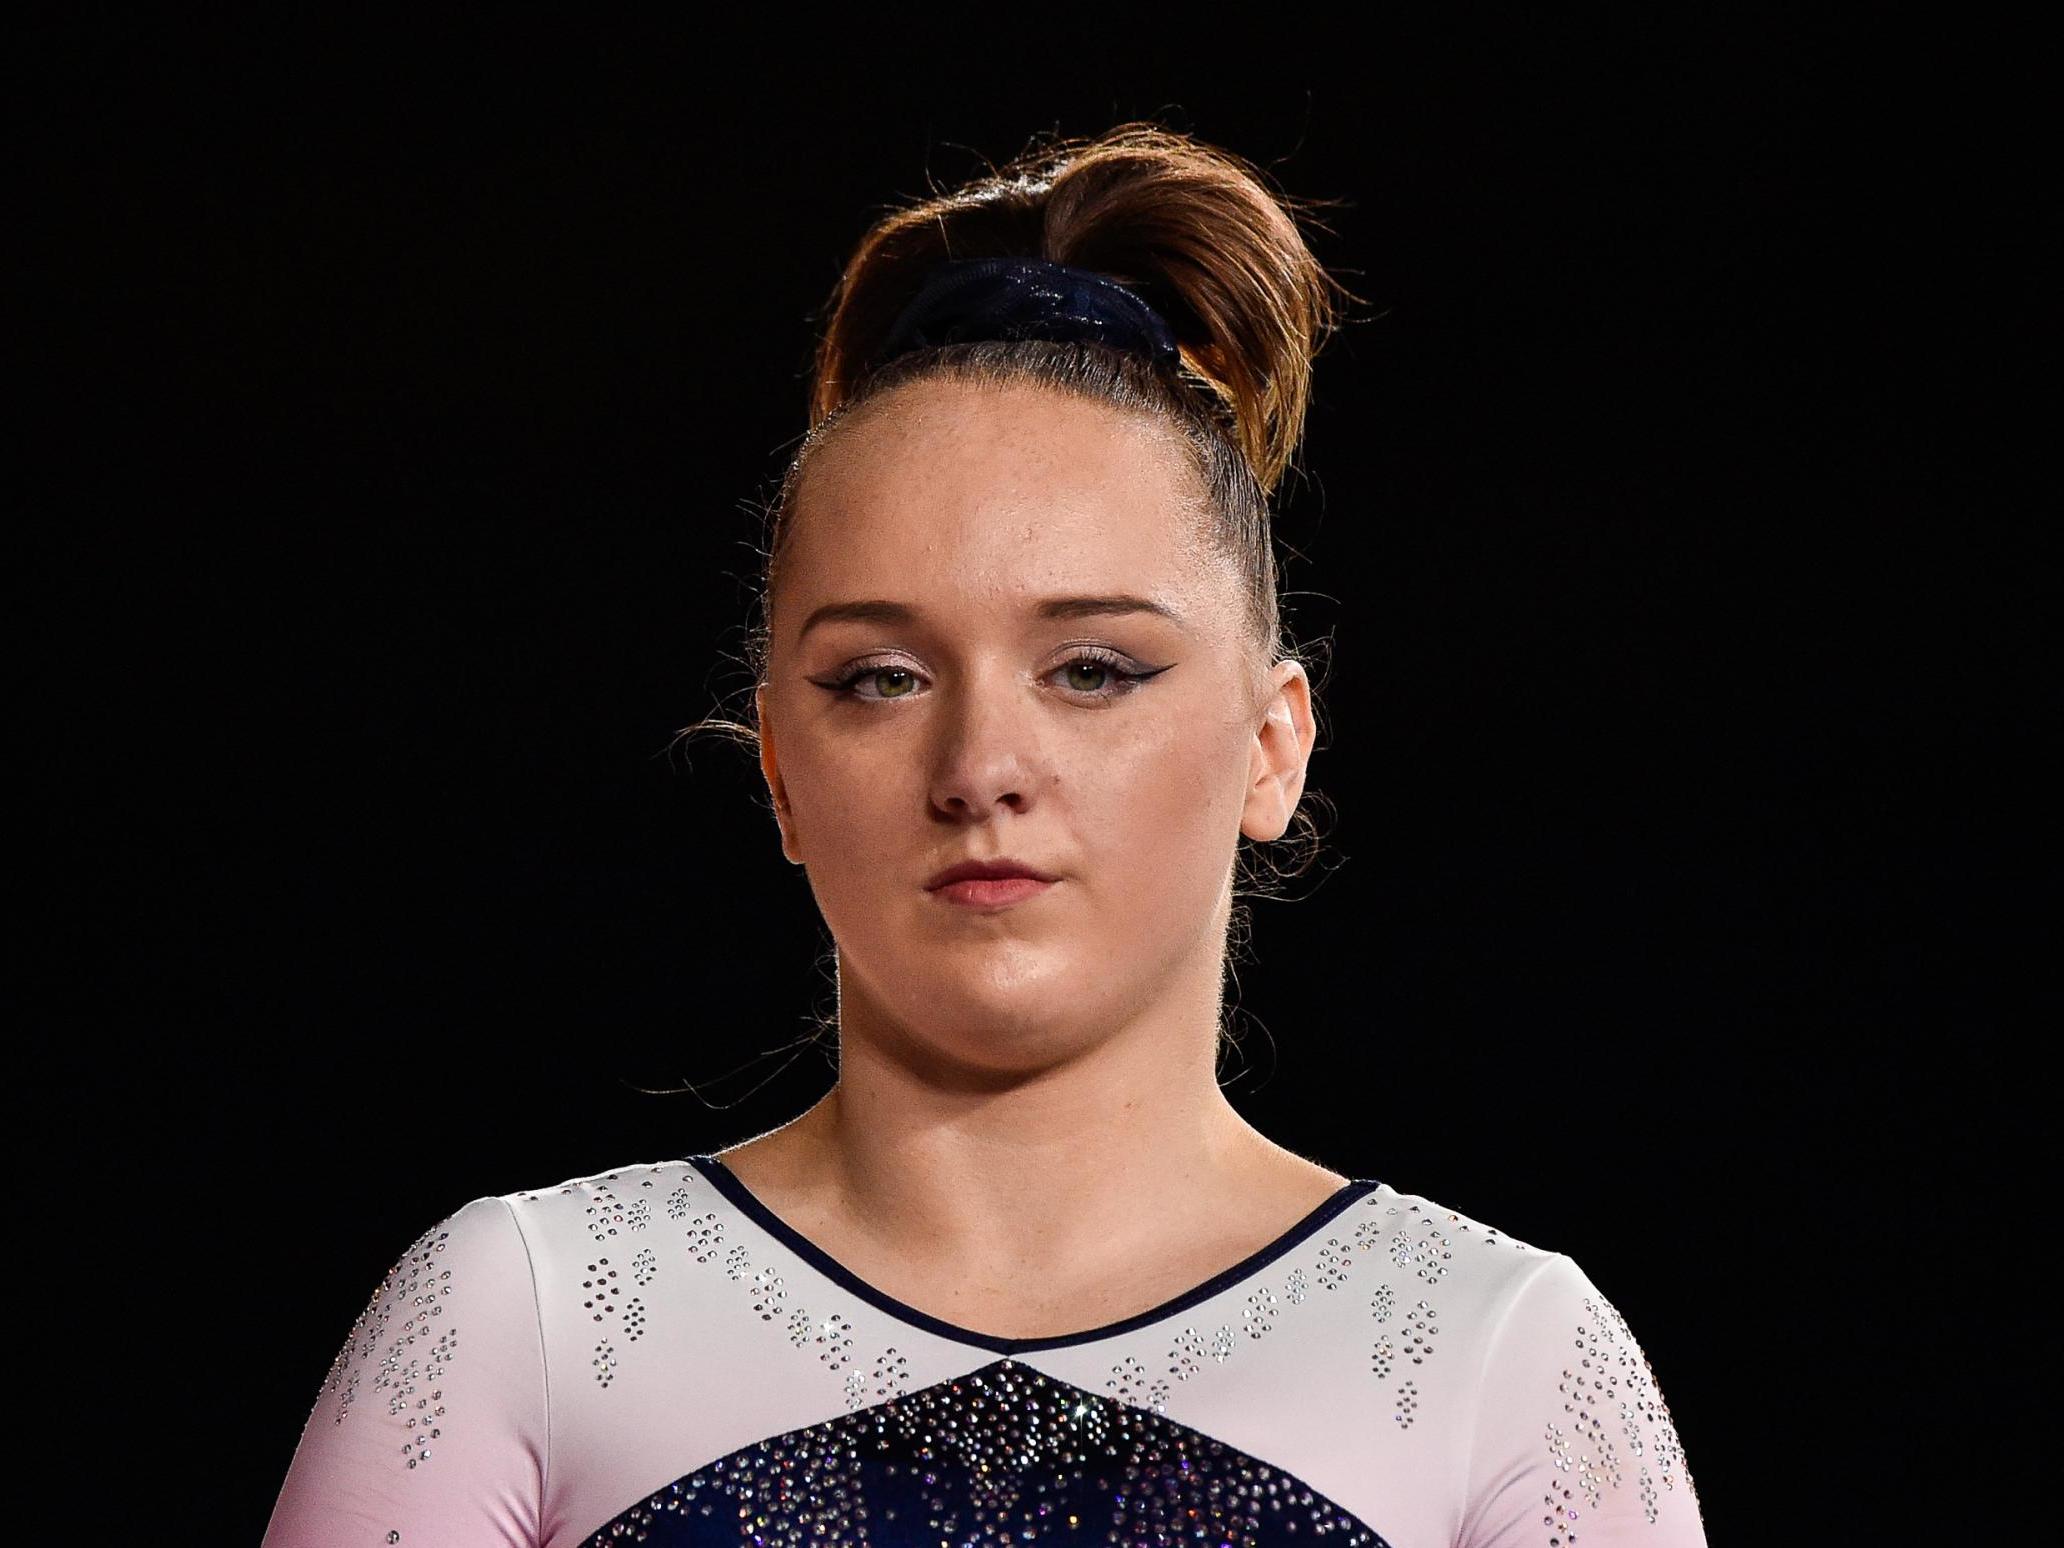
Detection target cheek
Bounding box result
[784,731,909,860]
[1073,702,1247,870]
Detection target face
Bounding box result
[756,377,1315,1073]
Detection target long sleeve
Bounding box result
[261,1194,551,1548]
[1458,1251,1707,1548]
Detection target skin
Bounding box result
[721,374,1343,1340]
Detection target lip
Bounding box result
[924,857,1060,911]
[925,858,1060,890]
[929,876,1057,910]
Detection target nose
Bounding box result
[927,663,1043,821]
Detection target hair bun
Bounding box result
[811,122,1360,497]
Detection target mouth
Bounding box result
[923,858,1061,911]
[925,857,1058,888]
[926,875,1058,910]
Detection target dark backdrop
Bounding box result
[19,12,2035,1541]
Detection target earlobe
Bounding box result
[1239,662,1313,843]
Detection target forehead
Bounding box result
[785,378,1216,610]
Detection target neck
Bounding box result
[761,961,1294,1276]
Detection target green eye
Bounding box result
[824,651,1163,703]
[864,668,918,698]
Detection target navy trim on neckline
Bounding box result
[683,1152,1383,1356]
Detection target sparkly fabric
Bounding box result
[585,1357,1392,1546]
[260,1157,1708,1548]
[870,256,1182,373]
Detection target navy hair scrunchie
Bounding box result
[872,256,1180,372]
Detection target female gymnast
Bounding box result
[262,121,1707,1548]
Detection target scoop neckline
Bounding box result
[683,1152,1383,1355]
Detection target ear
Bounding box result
[1240,659,1316,843]
[756,684,803,865]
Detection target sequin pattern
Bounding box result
[1541,1287,1702,1539]
[1143,1194,1458,1433]
[316,1222,458,1470]
[580,1357,1396,1547]
[565,1179,647,1388]
[519,1165,1701,1544]
[648,1175,1492,1443]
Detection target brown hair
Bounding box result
[682,121,1363,1048]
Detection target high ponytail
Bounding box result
[807,122,1355,499]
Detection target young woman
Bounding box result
[263,122,1707,1548]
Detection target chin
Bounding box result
[919,976,1073,1037]
[912,1018,1100,1082]
[873,970,1104,1064]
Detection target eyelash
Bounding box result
[822,648,1161,704]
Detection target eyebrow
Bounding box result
[796,594,1187,641]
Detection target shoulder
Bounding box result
[496,1153,719,1235]
[1358,1181,1709,1543]
[352,1155,723,1319]
[1340,1177,1564,1328]
[480,1154,734,1294]
[353,1157,731,1384]
[328,1188,537,1360]
[1354,1178,1685,1398]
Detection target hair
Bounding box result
[679,120,1363,1071]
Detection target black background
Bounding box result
[19,11,2038,1541]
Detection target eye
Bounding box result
[819,648,1168,704]
[1054,652,1143,697]
[831,664,923,701]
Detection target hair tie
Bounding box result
[872,256,1180,372]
